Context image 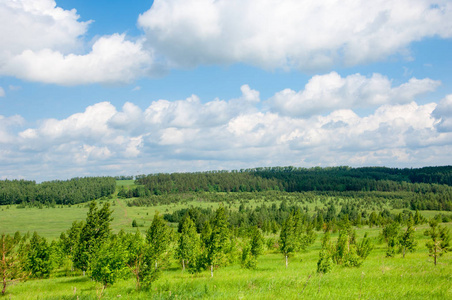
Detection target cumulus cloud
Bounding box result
[0,0,155,85]
[1,0,451,85]
[268,72,440,117]
[139,0,452,70]
[1,34,154,85]
[0,0,89,54]
[1,79,451,181]
[0,114,24,144]
[432,95,452,132]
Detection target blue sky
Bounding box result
[1,0,452,181]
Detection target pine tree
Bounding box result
[399,218,417,258]
[424,220,451,265]
[1,233,27,295]
[279,214,296,268]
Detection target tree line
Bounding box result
[0,177,116,205]
[129,167,452,211]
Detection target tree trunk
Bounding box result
[211,264,213,277]
[2,277,6,295]
[434,243,438,265]
[2,248,6,295]
[285,255,288,268]
[182,259,185,271]
[402,247,406,258]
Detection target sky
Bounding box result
[0,0,452,182]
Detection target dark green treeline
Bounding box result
[0,177,116,205]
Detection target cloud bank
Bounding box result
[139,0,452,69]
[1,73,451,181]
[1,0,452,84]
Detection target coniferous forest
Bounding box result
[0,166,451,299]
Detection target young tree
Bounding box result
[73,201,113,275]
[91,235,130,298]
[146,212,173,270]
[382,222,399,257]
[424,220,451,265]
[59,220,84,271]
[1,233,27,295]
[356,233,373,260]
[206,206,230,277]
[279,214,296,268]
[399,218,417,258]
[25,232,53,278]
[176,216,200,271]
[131,212,174,289]
[241,226,264,269]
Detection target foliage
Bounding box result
[0,177,115,205]
[241,226,264,269]
[424,219,451,265]
[0,233,27,295]
[398,218,417,258]
[73,201,113,274]
[132,212,174,289]
[382,222,400,257]
[91,235,130,294]
[356,233,373,260]
[317,249,333,274]
[176,215,200,270]
[24,232,53,278]
[206,206,230,277]
[279,214,296,268]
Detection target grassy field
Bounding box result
[1,181,451,299]
[5,223,452,299]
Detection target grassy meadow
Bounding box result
[0,181,451,299]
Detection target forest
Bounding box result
[0,166,451,299]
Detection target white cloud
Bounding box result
[0,1,156,85]
[1,0,451,85]
[0,0,89,55]
[268,72,440,117]
[432,95,452,132]
[1,34,154,85]
[0,87,4,97]
[1,80,451,181]
[0,114,24,143]
[138,0,452,70]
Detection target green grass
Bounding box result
[115,180,137,187]
[5,224,452,299]
[1,187,451,299]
